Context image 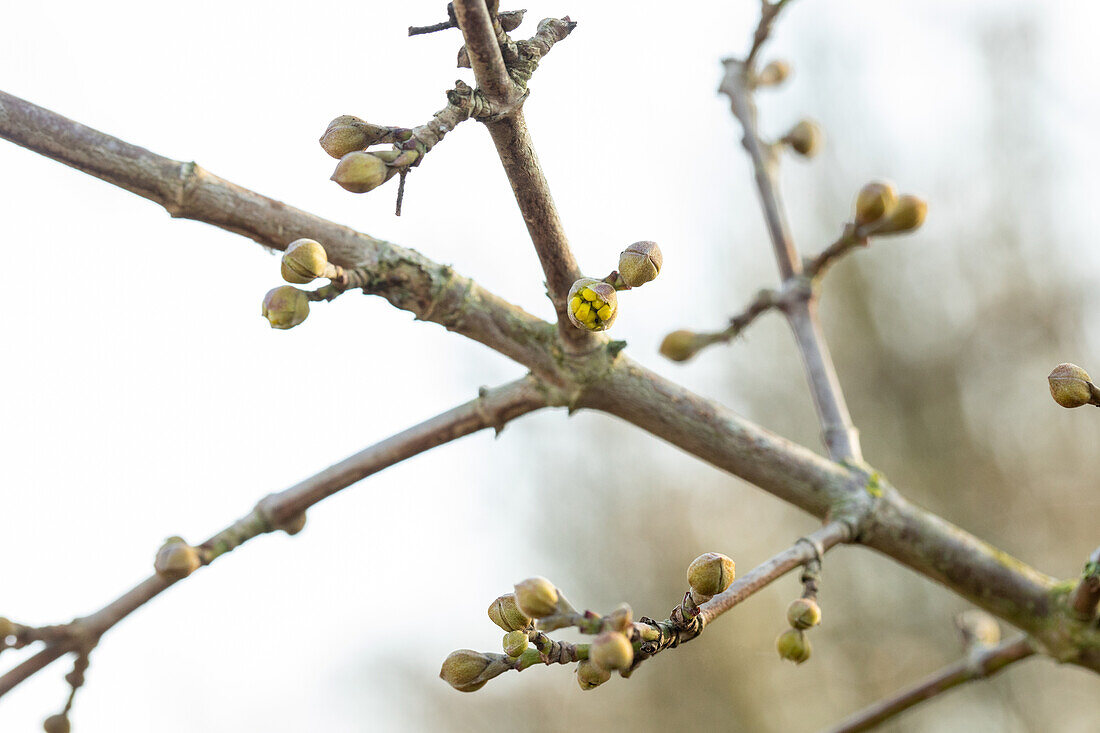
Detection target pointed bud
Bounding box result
[618,241,663,288]
[457,45,471,68]
[660,330,707,362]
[154,537,201,581]
[605,604,633,634]
[786,598,822,629]
[514,577,560,618]
[281,238,332,284]
[1048,363,1096,408]
[854,181,898,226]
[498,9,526,32]
[502,630,529,658]
[687,552,736,597]
[43,714,71,733]
[776,628,812,664]
[319,115,389,159]
[576,658,612,690]
[589,631,634,672]
[487,593,532,632]
[262,286,310,330]
[331,151,393,194]
[874,194,927,234]
[784,120,822,158]
[439,649,502,692]
[567,278,618,331]
[757,60,790,87]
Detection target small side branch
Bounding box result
[1072,545,1100,621]
[824,637,1035,733]
[452,0,518,108]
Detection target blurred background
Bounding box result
[2,0,1098,730]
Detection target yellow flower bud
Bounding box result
[874,194,927,234]
[567,278,618,331]
[687,552,736,597]
[487,593,532,632]
[854,181,898,226]
[331,151,392,194]
[502,630,529,658]
[776,628,811,664]
[514,577,560,618]
[154,537,201,581]
[281,238,331,285]
[786,598,822,630]
[618,241,663,288]
[576,658,612,690]
[262,286,310,330]
[757,60,790,87]
[319,115,389,159]
[784,119,822,158]
[43,714,71,733]
[660,330,706,362]
[1048,363,1095,408]
[589,631,634,672]
[439,649,496,693]
[605,603,633,634]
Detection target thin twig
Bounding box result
[452,0,518,108]
[0,377,556,699]
[823,637,1035,733]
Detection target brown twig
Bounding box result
[823,637,1035,733]
[1072,545,1100,620]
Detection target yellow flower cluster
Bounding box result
[567,278,618,331]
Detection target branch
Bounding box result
[1072,545,1100,620]
[824,637,1035,733]
[452,0,518,108]
[0,376,559,699]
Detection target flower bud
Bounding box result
[874,194,927,234]
[955,610,1001,648]
[687,552,736,597]
[439,649,498,692]
[487,593,532,632]
[502,630,529,658]
[854,181,898,226]
[154,537,201,581]
[618,241,663,288]
[262,286,310,330]
[43,714,71,733]
[331,151,392,194]
[567,278,618,331]
[784,119,822,158]
[589,631,634,672]
[775,628,811,664]
[605,603,633,634]
[757,60,790,87]
[319,115,389,159]
[786,598,822,629]
[1048,363,1095,409]
[514,577,560,618]
[660,330,706,362]
[576,658,612,690]
[281,238,331,284]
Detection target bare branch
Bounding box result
[452,0,518,108]
[824,637,1035,733]
[0,376,557,699]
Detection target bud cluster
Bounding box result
[321,116,412,196]
[776,561,823,665]
[565,241,663,333]
[852,181,927,236]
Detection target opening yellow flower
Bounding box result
[567,278,618,331]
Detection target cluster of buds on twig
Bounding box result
[321,116,415,198]
[259,238,362,331]
[1047,363,1100,409]
[775,556,823,665]
[566,241,663,332]
[851,181,927,237]
[441,552,736,693]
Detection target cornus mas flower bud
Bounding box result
[660,330,706,362]
[757,59,790,87]
[154,537,201,581]
[784,119,822,158]
[687,552,736,597]
[576,659,612,690]
[514,577,560,618]
[502,630,529,658]
[589,631,634,672]
[262,286,310,330]
[786,598,822,630]
[439,649,496,692]
[487,593,531,632]
[42,714,71,733]
[1048,363,1094,408]
[775,628,811,664]
[567,278,618,331]
[874,194,927,234]
[618,241,663,288]
[854,181,898,226]
[605,603,633,634]
[331,151,391,194]
[955,610,1001,648]
[319,115,389,159]
[281,238,331,284]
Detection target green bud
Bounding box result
[854,181,898,226]
[576,658,612,690]
[589,631,634,672]
[262,286,310,330]
[281,238,332,285]
[874,194,927,234]
[514,577,560,618]
[757,60,790,87]
[488,593,532,632]
[1048,363,1095,409]
[154,537,201,581]
[776,628,811,664]
[439,649,506,692]
[660,330,706,362]
[331,151,392,194]
[687,552,736,597]
[567,278,618,331]
[784,119,822,158]
[786,598,822,629]
[502,630,529,658]
[617,241,663,288]
[319,115,389,159]
[43,714,71,733]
